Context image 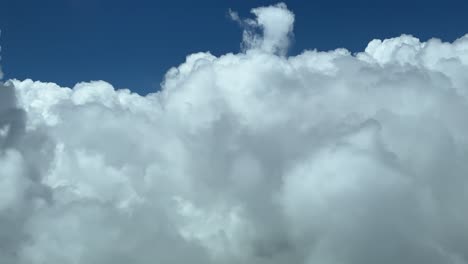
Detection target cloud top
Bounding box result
[230,3,294,55]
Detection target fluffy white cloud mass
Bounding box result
[2,3,468,264]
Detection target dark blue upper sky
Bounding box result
[1,0,468,94]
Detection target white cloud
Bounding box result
[2,2,468,264]
[231,3,294,55]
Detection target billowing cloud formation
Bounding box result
[2,3,468,264]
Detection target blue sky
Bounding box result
[1,0,467,95]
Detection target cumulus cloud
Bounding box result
[230,3,294,55]
[2,2,468,264]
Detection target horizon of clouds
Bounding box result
[2,2,468,263]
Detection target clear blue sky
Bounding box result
[1,0,467,95]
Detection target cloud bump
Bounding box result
[2,3,468,264]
